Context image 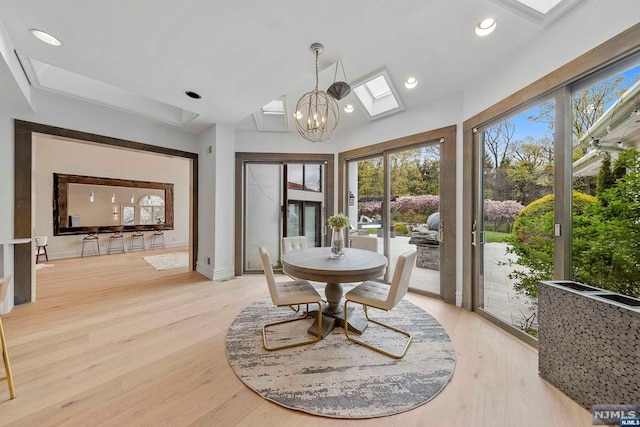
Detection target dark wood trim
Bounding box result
[338,126,457,305]
[462,22,640,311]
[14,124,32,304]
[233,152,335,276]
[13,120,199,305]
[53,173,174,235]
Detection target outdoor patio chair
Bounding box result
[350,235,378,252]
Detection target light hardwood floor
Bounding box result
[0,249,592,426]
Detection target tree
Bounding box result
[596,153,615,195]
[505,136,553,205]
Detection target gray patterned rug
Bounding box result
[225,288,456,418]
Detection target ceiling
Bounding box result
[0,0,586,134]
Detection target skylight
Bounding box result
[489,0,579,24]
[352,70,404,120]
[261,99,284,115]
[253,96,290,132]
[364,75,392,100]
[515,0,562,14]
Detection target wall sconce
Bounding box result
[90,188,94,203]
[130,194,135,203]
[111,193,116,203]
[349,190,355,206]
[113,208,118,218]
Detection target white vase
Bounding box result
[330,227,345,258]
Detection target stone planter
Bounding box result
[414,244,440,270]
[538,280,640,410]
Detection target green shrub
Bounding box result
[394,223,409,235]
[508,191,596,299]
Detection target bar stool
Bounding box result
[149,226,166,250]
[0,274,16,399]
[129,226,145,252]
[81,227,100,258]
[35,236,49,264]
[107,226,125,255]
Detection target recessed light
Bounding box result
[344,104,354,113]
[29,29,61,46]
[404,77,418,89]
[185,91,201,99]
[475,18,497,36]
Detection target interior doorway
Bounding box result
[13,120,198,305]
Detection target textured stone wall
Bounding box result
[416,244,440,270]
[538,282,640,410]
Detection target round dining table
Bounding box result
[282,247,388,336]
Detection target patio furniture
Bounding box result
[0,275,16,399]
[350,235,378,252]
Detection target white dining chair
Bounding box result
[259,247,323,351]
[0,275,16,399]
[350,235,378,252]
[281,236,308,255]
[343,249,417,359]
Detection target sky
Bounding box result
[507,64,640,142]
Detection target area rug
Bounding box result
[142,252,188,271]
[225,288,456,418]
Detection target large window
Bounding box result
[467,36,640,344]
[571,63,640,297]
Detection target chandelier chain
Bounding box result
[314,49,319,90]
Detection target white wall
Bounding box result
[196,124,235,280]
[33,135,191,259]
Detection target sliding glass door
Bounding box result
[476,98,554,336]
[344,136,451,298]
[389,145,441,294]
[242,161,327,273]
[471,52,640,342]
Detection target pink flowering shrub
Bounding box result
[357,195,440,224]
[483,199,524,231]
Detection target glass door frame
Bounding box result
[338,126,457,304]
[470,91,570,347]
[463,55,640,346]
[234,152,334,275]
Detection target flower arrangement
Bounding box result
[328,213,349,230]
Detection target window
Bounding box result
[253,96,290,132]
[571,62,640,298]
[287,164,322,192]
[467,40,640,345]
[139,194,165,225]
[261,99,284,115]
[352,70,404,120]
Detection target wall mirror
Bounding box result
[53,173,174,235]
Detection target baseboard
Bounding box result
[196,262,214,279]
[213,266,234,280]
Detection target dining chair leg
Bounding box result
[344,300,413,359]
[262,302,322,351]
[0,318,16,399]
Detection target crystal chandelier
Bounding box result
[294,43,339,143]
